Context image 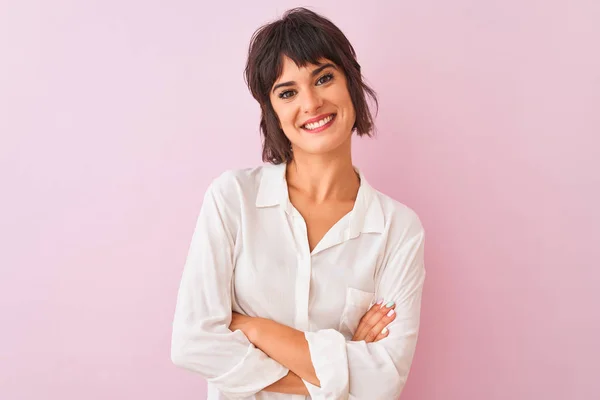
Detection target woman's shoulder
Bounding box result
[207,164,273,199]
[371,188,424,236]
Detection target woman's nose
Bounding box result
[301,87,323,114]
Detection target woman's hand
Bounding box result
[352,299,397,342]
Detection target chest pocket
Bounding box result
[338,287,375,339]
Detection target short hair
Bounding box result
[244,7,379,164]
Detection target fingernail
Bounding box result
[385,301,395,308]
[387,309,395,317]
[376,298,384,305]
[381,327,388,335]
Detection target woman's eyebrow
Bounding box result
[272,63,337,94]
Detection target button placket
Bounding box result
[293,212,311,332]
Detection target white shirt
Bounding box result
[171,163,426,400]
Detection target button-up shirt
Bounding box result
[171,162,426,399]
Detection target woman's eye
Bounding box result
[317,73,333,85]
[278,73,333,100]
[279,90,295,99]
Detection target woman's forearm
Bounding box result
[262,370,310,395]
[248,318,321,387]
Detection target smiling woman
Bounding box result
[171,7,426,400]
[243,9,379,165]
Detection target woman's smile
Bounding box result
[301,113,337,134]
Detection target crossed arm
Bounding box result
[229,298,400,395]
[171,179,426,399]
[230,316,317,395]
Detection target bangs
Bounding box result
[254,14,355,100]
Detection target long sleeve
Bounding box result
[302,215,426,400]
[171,177,289,398]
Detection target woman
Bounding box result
[171,7,426,400]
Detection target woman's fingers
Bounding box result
[352,300,387,340]
[351,301,379,340]
[362,301,395,342]
[366,307,396,342]
[352,300,396,342]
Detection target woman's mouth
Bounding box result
[301,113,336,133]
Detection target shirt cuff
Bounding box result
[207,343,289,398]
[303,329,349,399]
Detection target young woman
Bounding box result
[171,7,426,400]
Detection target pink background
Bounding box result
[1,1,598,399]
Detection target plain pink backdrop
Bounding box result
[1,1,598,399]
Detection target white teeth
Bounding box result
[303,114,334,130]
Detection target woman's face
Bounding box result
[269,56,356,158]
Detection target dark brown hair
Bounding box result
[244,7,379,164]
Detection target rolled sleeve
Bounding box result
[302,329,350,399]
[303,217,426,400]
[171,176,288,398]
[205,340,289,397]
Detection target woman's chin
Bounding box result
[295,136,351,156]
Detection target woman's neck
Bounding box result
[285,156,360,204]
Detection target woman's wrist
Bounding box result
[263,370,309,395]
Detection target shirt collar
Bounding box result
[256,163,384,237]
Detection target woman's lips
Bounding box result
[301,114,336,134]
